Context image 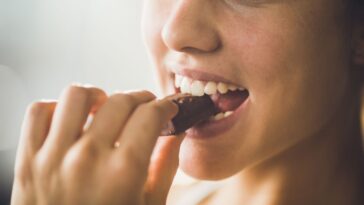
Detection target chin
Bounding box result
[178,138,245,180]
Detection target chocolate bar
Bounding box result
[160,94,219,136]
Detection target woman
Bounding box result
[11,0,364,204]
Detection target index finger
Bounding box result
[115,98,178,170]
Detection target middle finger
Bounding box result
[85,90,156,147]
[42,85,107,158]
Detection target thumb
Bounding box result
[144,134,185,205]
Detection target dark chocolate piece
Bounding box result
[160,94,219,136]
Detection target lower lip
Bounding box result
[186,96,250,139]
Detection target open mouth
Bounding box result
[173,74,249,122]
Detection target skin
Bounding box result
[11,86,183,205]
[141,0,364,204]
[11,0,364,205]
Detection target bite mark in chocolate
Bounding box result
[160,94,219,136]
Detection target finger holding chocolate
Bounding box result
[160,94,219,136]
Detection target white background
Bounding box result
[0,0,159,151]
[0,0,170,196]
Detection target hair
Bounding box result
[352,0,364,19]
[350,0,364,85]
[350,3,364,133]
[352,0,363,6]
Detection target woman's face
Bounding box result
[142,0,353,179]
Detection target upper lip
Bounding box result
[170,67,242,86]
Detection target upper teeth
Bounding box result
[175,74,245,96]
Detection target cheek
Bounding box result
[250,19,346,122]
[141,2,171,94]
[229,5,350,160]
[141,2,165,63]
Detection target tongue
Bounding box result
[210,90,249,112]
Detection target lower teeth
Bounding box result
[210,111,234,121]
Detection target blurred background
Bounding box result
[0,0,168,204]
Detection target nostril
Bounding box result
[180,43,222,54]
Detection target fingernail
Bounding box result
[83,83,95,88]
[71,82,83,87]
[112,89,123,94]
[124,89,141,94]
[40,99,57,103]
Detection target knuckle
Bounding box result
[120,146,147,171]
[108,157,128,175]
[33,151,53,178]
[141,103,164,118]
[109,93,136,106]
[106,94,138,115]
[62,139,99,172]
[135,103,148,114]
[63,85,90,102]
[26,102,50,118]
[140,90,156,98]
[14,160,33,185]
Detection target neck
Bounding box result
[212,88,364,205]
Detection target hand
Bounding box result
[11,85,183,205]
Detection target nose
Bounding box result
[161,0,221,53]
